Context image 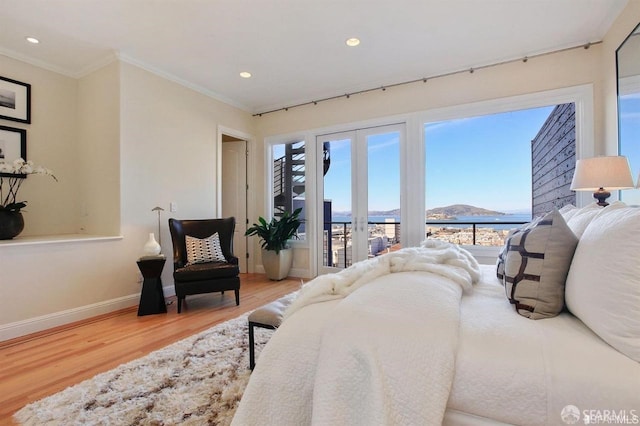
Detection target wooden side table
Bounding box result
[136,256,167,316]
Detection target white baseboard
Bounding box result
[254,265,312,280]
[0,293,141,342]
[0,278,288,343]
[163,284,176,297]
[288,267,313,279]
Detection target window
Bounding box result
[619,88,640,205]
[424,104,575,247]
[263,86,593,275]
[272,140,306,240]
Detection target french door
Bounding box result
[316,124,403,274]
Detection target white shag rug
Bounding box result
[14,313,274,426]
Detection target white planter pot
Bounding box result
[261,248,293,281]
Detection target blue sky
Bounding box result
[425,106,554,212]
[620,93,640,177]
[322,133,401,212]
[620,92,640,205]
[320,105,554,213]
[323,138,352,211]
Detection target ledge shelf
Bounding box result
[0,234,123,247]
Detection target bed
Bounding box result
[233,203,640,425]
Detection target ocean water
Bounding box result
[435,214,532,230]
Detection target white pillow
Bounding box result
[185,232,227,265]
[558,204,578,221]
[565,203,603,238]
[565,206,640,362]
[565,201,626,238]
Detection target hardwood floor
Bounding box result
[0,274,302,425]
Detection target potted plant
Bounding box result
[0,158,57,239]
[245,208,302,280]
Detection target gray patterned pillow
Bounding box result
[496,217,540,281]
[496,233,511,281]
[501,209,578,319]
[185,232,226,265]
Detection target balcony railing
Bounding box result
[323,219,528,268]
[323,221,352,268]
[425,220,528,245]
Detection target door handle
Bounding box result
[361,217,365,232]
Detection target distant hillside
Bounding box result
[368,208,401,216]
[426,204,505,217]
[335,205,504,218]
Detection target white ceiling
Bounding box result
[0,0,629,114]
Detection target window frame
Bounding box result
[410,84,595,254]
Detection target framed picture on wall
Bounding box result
[0,125,27,165]
[0,76,31,124]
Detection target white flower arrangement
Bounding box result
[0,158,57,213]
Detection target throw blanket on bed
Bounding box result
[285,239,480,318]
[310,272,471,425]
[233,241,481,426]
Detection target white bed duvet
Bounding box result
[233,249,640,425]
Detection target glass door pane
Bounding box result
[365,130,401,257]
[317,124,404,274]
[318,134,353,271]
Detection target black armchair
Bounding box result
[168,217,240,313]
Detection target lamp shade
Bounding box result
[570,156,634,191]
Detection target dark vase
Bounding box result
[0,211,25,240]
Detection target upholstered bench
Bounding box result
[248,295,294,370]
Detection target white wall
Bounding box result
[77,60,121,235]
[255,46,602,137]
[119,62,255,287]
[0,55,79,236]
[0,59,255,341]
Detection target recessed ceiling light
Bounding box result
[25,36,40,44]
[239,71,252,78]
[345,38,360,47]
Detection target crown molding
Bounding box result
[0,47,119,80]
[0,46,77,77]
[116,53,251,112]
[0,48,251,112]
[73,52,119,78]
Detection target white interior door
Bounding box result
[222,140,248,273]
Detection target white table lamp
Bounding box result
[570,156,634,206]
